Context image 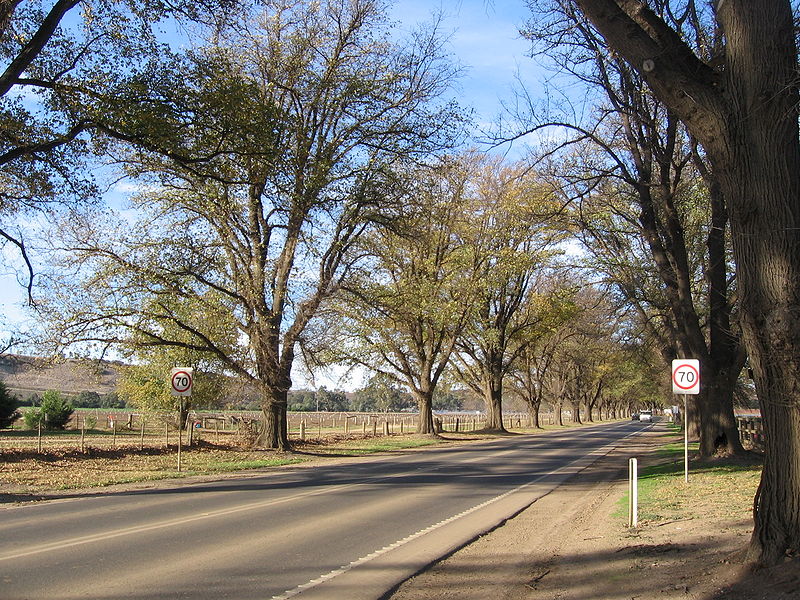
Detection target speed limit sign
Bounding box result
[672,359,700,394]
[170,367,194,397]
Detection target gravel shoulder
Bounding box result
[387,425,800,600]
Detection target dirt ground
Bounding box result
[388,427,800,600]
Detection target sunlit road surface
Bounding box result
[0,420,651,599]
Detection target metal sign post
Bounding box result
[672,359,700,483]
[170,368,194,472]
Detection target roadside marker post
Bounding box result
[628,457,638,528]
[672,359,700,483]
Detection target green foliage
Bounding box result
[23,390,74,430]
[72,391,126,408]
[0,380,20,428]
[74,391,101,408]
[288,388,349,412]
[352,376,414,412]
[432,388,464,411]
[116,293,237,412]
[82,413,98,430]
[36,0,464,450]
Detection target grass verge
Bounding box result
[615,440,762,525]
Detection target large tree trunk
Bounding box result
[414,388,437,435]
[724,90,800,563]
[259,395,290,451]
[571,401,582,424]
[714,0,800,565]
[256,378,291,451]
[529,400,542,429]
[697,361,745,457]
[478,354,507,432]
[483,388,506,432]
[482,372,507,432]
[555,400,564,426]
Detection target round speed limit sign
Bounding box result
[672,359,700,394]
[170,367,194,397]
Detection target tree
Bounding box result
[0,0,231,299]
[351,375,413,413]
[506,278,580,427]
[452,157,563,432]
[41,0,462,450]
[23,389,73,429]
[0,379,20,428]
[115,294,237,426]
[325,157,477,434]
[313,388,349,413]
[520,0,744,456]
[561,0,800,567]
[559,290,621,423]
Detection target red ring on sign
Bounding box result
[672,363,700,390]
[171,370,192,393]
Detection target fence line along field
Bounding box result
[0,409,541,455]
[0,409,547,492]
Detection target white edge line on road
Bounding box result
[271,424,643,600]
[0,481,365,562]
[1,422,643,575]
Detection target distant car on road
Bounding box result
[631,413,640,421]
[638,410,653,423]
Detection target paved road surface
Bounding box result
[0,421,650,599]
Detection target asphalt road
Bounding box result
[0,420,650,600]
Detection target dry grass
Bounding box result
[0,431,484,494]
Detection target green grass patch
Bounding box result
[201,457,306,471]
[616,451,762,525]
[319,437,440,456]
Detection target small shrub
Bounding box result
[23,390,75,430]
[83,413,98,430]
[0,380,20,428]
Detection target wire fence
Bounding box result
[0,409,553,454]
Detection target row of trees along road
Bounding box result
[35,0,465,449]
[519,0,800,569]
[520,0,744,458]
[2,0,798,569]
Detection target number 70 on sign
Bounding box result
[672,359,700,395]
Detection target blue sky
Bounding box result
[0,0,546,382]
[390,1,541,131]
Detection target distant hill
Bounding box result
[0,354,120,400]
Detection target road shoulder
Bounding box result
[387,424,797,600]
